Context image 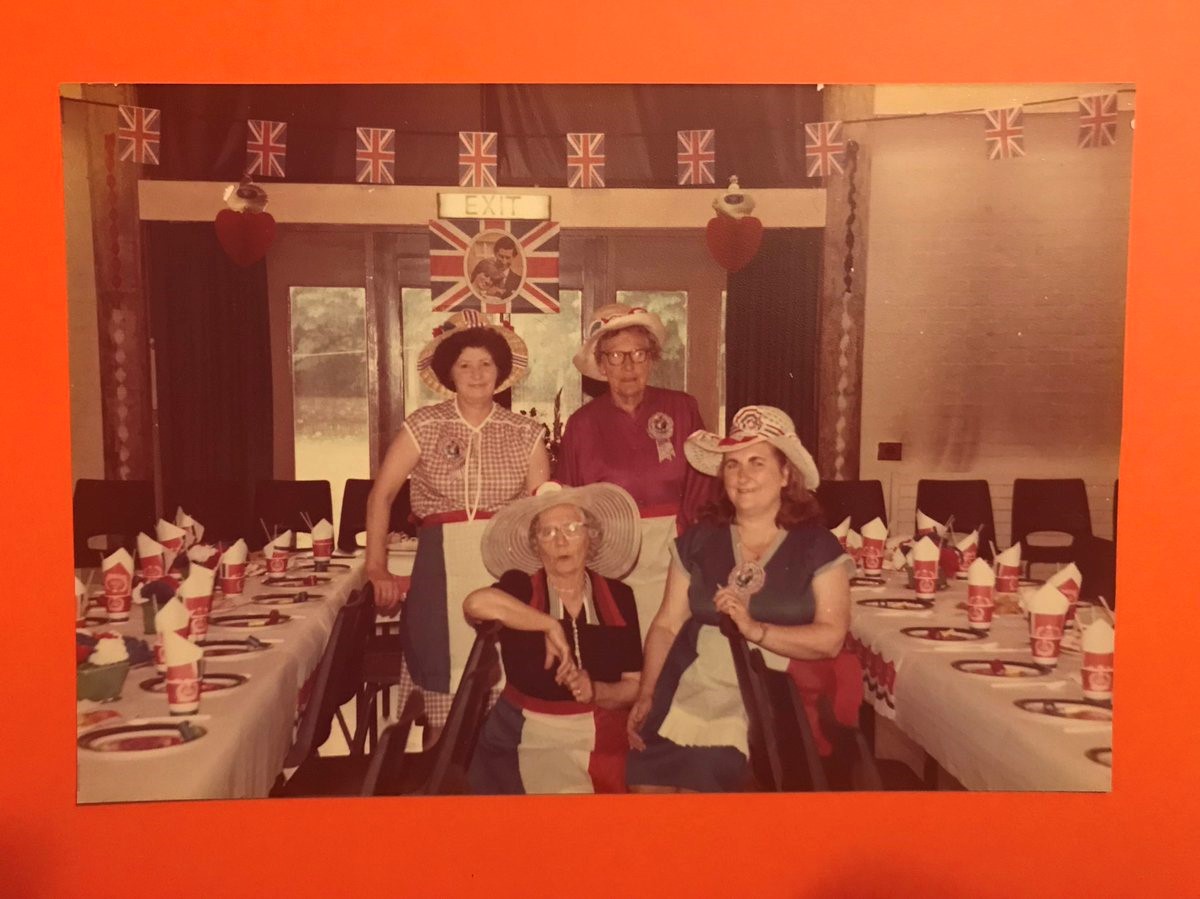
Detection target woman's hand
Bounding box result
[713,586,758,639]
[368,567,407,615]
[562,667,595,704]
[627,693,653,751]
[543,619,575,681]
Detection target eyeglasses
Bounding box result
[600,348,651,366]
[536,521,587,541]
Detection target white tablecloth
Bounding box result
[849,572,1112,792]
[76,560,365,804]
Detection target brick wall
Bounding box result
[857,111,1132,542]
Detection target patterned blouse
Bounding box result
[403,400,545,520]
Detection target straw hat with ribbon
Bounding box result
[572,303,669,381]
[480,481,642,579]
[416,309,529,398]
[684,405,821,490]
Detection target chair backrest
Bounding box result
[163,478,247,544]
[284,586,375,767]
[361,691,425,796]
[1010,479,1093,545]
[915,479,997,558]
[252,479,333,550]
[816,479,888,531]
[720,615,784,792]
[337,478,416,553]
[72,479,156,567]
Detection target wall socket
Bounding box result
[877,442,902,461]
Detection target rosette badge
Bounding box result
[647,412,676,462]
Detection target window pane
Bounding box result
[615,290,688,391]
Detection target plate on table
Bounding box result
[294,561,352,571]
[139,673,248,694]
[1014,699,1113,723]
[1086,747,1112,768]
[952,659,1049,678]
[210,611,292,629]
[78,721,207,755]
[850,576,887,588]
[263,575,331,587]
[858,598,933,612]
[200,638,273,658]
[253,591,322,606]
[901,626,987,642]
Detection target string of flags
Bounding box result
[112,90,1127,183]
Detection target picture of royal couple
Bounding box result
[468,234,523,302]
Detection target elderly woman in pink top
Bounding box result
[555,303,717,640]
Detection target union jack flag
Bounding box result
[429,218,560,314]
[804,120,846,178]
[984,107,1025,160]
[566,132,605,188]
[117,105,160,166]
[1078,93,1119,149]
[677,129,715,185]
[356,127,395,184]
[245,119,287,178]
[459,131,498,187]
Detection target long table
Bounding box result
[76,559,365,804]
[848,571,1112,792]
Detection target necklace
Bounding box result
[549,578,588,670]
[735,525,780,561]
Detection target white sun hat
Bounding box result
[572,303,669,381]
[684,405,821,490]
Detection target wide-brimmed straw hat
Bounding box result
[416,309,529,398]
[684,405,821,490]
[480,481,641,579]
[572,303,668,381]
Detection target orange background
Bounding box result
[3,1,1198,895]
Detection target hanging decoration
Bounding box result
[705,176,763,273]
[429,218,560,314]
[984,106,1025,160]
[677,129,716,185]
[214,178,276,267]
[833,140,861,480]
[566,132,605,188]
[244,120,287,178]
[459,131,498,187]
[117,105,161,166]
[1078,93,1119,149]
[804,121,846,178]
[356,127,396,184]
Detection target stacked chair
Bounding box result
[1010,478,1093,569]
[816,479,888,531]
[251,479,333,550]
[336,478,416,554]
[915,479,997,559]
[72,478,156,567]
[162,478,246,544]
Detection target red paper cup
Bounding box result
[166,660,202,715]
[1057,579,1081,624]
[861,538,885,576]
[138,553,165,581]
[154,624,193,674]
[960,544,978,569]
[1081,650,1114,702]
[183,594,213,641]
[996,563,1021,594]
[1029,612,1067,667]
[103,567,133,622]
[312,537,334,561]
[912,558,938,600]
[966,583,995,632]
[219,561,247,597]
[266,550,289,575]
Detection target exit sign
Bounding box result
[438,193,551,220]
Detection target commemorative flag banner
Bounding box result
[459,131,498,188]
[1078,93,1119,149]
[429,218,561,314]
[677,129,715,185]
[245,119,288,178]
[117,105,161,166]
[356,127,396,184]
[804,120,846,178]
[984,107,1025,160]
[566,132,605,188]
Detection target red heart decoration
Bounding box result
[214,209,277,267]
[705,215,764,272]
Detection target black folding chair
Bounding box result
[1011,478,1093,570]
[337,478,416,554]
[360,692,425,796]
[720,615,791,791]
[72,479,156,567]
[915,479,997,559]
[816,479,888,531]
[162,478,247,545]
[252,479,333,550]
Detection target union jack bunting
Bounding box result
[356,127,395,184]
[984,107,1025,160]
[804,120,846,178]
[566,132,605,188]
[245,119,287,178]
[459,131,498,187]
[677,129,715,185]
[117,105,160,166]
[1078,93,1119,149]
[429,218,561,314]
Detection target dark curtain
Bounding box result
[724,229,823,458]
[144,222,274,515]
[134,84,822,188]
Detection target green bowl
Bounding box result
[76,661,131,702]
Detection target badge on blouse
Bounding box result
[437,434,466,469]
[728,560,767,598]
[647,412,675,463]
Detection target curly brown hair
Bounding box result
[700,445,824,528]
[430,328,513,393]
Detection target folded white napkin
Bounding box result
[187,544,220,565]
[265,530,294,555]
[967,557,996,586]
[137,532,166,561]
[861,517,888,541]
[912,536,940,562]
[916,510,947,536]
[156,518,187,547]
[1026,583,1069,615]
[995,543,1023,568]
[179,564,216,600]
[102,547,134,577]
[1082,619,1115,654]
[221,538,249,566]
[846,529,862,550]
[1046,562,1083,593]
[310,518,334,541]
[162,629,202,666]
[956,529,979,552]
[155,596,189,634]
